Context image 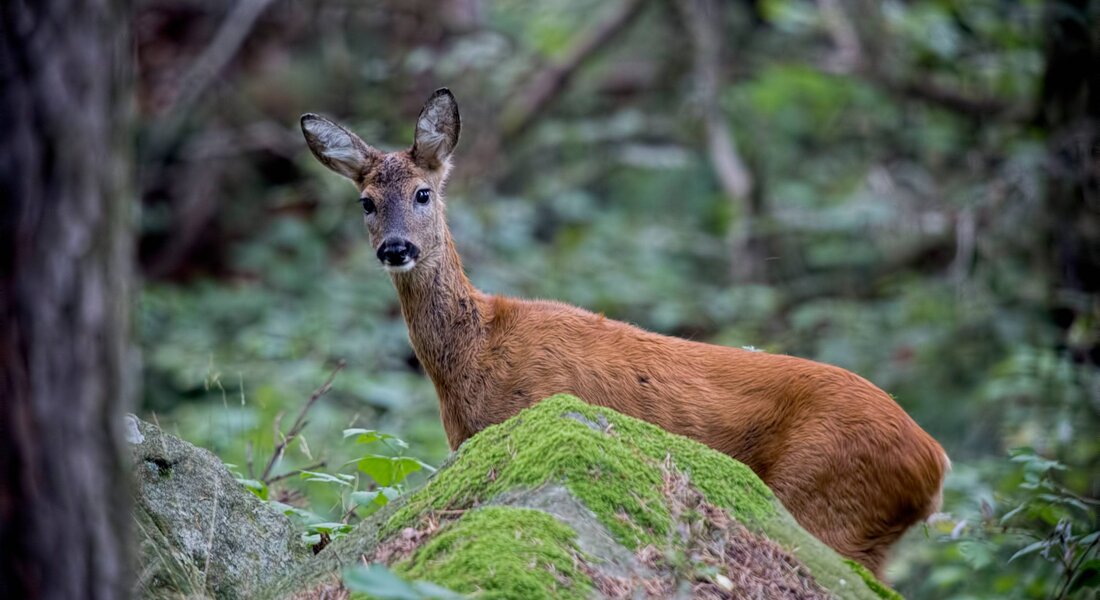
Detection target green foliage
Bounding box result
[137,0,1097,597]
[894,447,1099,600]
[343,564,463,600]
[222,406,437,549]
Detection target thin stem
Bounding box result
[260,360,346,483]
[265,461,328,485]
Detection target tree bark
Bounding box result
[0,0,134,598]
[1037,0,1100,360]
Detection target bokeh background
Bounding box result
[133,0,1099,597]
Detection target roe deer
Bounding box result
[300,88,948,576]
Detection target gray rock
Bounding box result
[128,416,308,599]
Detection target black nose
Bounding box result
[376,238,420,266]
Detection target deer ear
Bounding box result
[412,88,460,171]
[300,114,378,181]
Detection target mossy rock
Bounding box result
[272,395,902,599]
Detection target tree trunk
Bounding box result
[1037,0,1100,362]
[0,0,134,598]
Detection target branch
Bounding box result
[675,0,753,200]
[265,461,327,485]
[814,0,1029,121]
[816,0,863,73]
[780,230,956,308]
[168,0,277,116]
[500,0,649,140]
[883,77,1028,121]
[259,360,346,483]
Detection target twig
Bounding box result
[500,0,649,140]
[340,503,359,525]
[265,461,328,485]
[260,360,346,483]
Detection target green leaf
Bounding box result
[342,564,418,599]
[343,428,409,449]
[342,427,372,439]
[269,500,321,522]
[356,455,426,486]
[1008,539,1048,563]
[356,456,397,486]
[1000,503,1027,524]
[343,564,418,598]
[342,564,462,599]
[298,470,354,486]
[411,581,464,599]
[378,486,403,501]
[236,478,269,500]
[350,490,383,507]
[308,522,353,535]
[351,486,403,507]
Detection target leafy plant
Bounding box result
[345,428,436,517]
[342,564,462,600]
[1000,449,1100,599]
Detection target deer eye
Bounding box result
[415,189,431,204]
[359,197,376,214]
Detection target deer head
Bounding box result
[301,88,460,273]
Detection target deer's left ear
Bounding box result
[412,88,460,171]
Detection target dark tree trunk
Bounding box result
[0,0,133,598]
[1037,0,1100,362]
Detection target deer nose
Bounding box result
[376,238,420,266]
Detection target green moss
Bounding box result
[394,507,592,600]
[371,395,899,600]
[844,560,904,600]
[384,394,775,549]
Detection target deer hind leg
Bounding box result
[765,456,919,579]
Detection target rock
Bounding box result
[127,415,309,599]
[267,395,902,599]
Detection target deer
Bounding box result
[300,88,949,576]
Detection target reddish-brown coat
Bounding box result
[396,240,946,576]
[301,90,948,576]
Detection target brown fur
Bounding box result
[301,89,949,576]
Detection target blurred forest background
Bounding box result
[132,0,1098,598]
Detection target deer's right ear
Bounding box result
[300,114,377,181]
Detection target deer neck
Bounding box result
[391,231,485,389]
